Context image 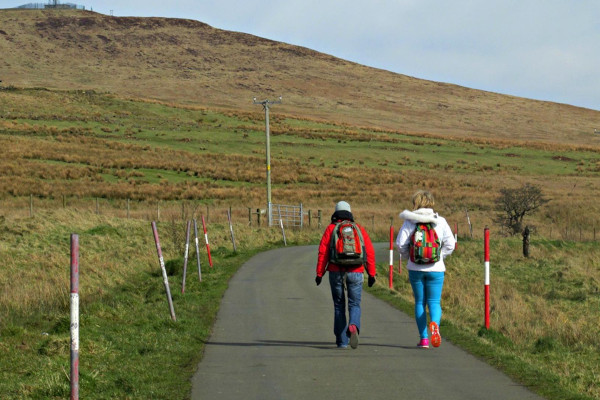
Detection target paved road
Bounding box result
[191,244,544,400]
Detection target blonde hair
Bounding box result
[412,190,435,210]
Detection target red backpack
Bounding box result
[409,223,441,264]
[329,220,366,266]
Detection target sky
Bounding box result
[4,0,600,111]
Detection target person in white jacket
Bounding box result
[396,190,455,349]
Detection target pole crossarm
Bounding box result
[253,96,282,109]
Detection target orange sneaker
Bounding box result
[429,321,441,348]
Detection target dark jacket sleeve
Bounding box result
[316,224,335,277]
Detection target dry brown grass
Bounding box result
[1,8,599,146]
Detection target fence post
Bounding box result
[156,201,160,221]
[454,222,458,249]
[257,208,261,226]
[389,225,394,289]
[193,219,202,282]
[466,209,473,238]
[318,210,322,228]
[201,215,213,267]
[126,198,130,219]
[484,226,490,330]
[278,205,287,246]
[227,209,237,252]
[248,207,252,226]
[182,220,191,293]
[30,194,33,217]
[151,222,176,321]
[70,234,80,400]
[308,210,312,227]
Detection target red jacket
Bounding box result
[316,221,376,278]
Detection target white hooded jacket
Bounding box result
[395,208,455,272]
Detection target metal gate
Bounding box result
[269,203,303,228]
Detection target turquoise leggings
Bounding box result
[408,270,445,339]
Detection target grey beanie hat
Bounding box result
[335,201,351,212]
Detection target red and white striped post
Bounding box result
[182,220,191,293]
[201,215,213,268]
[151,222,176,321]
[193,219,202,282]
[389,225,394,289]
[70,234,79,400]
[484,226,490,330]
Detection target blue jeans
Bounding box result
[328,271,363,347]
[408,270,445,339]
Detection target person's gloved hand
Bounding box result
[315,276,322,286]
[368,275,376,287]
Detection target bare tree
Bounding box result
[495,184,548,235]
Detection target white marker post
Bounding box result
[193,219,202,281]
[70,234,79,400]
[484,227,490,330]
[182,220,191,293]
[151,222,176,321]
[389,225,394,288]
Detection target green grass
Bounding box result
[367,236,600,400]
[1,87,600,399]
[2,88,598,180]
[0,209,316,399]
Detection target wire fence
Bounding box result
[15,3,87,10]
[1,195,597,242]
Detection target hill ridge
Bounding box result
[1,8,599,145]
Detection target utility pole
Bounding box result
[253,96,282,226]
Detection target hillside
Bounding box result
[1,8,598,145]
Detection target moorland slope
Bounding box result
[1,8,599,145]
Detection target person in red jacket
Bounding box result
[315,201,376,349]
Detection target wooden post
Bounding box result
[318,210,322,228]
[522,226,530,257]
[70,234,80,400]
[257,208,261,226]
[466,209,473,238]
[248,207,252,226]
[193,219,202,282]
[484,227,490,330]
[182,220,191,293]
[308,209,312,227]
[389,225,394,289]
[278,205,287,246]
[227,209,237,252]
[151,222,176,321]
[201,215,213,267]
[156,201,160,221]
[126,198,130,219]
[29,194,33,217]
